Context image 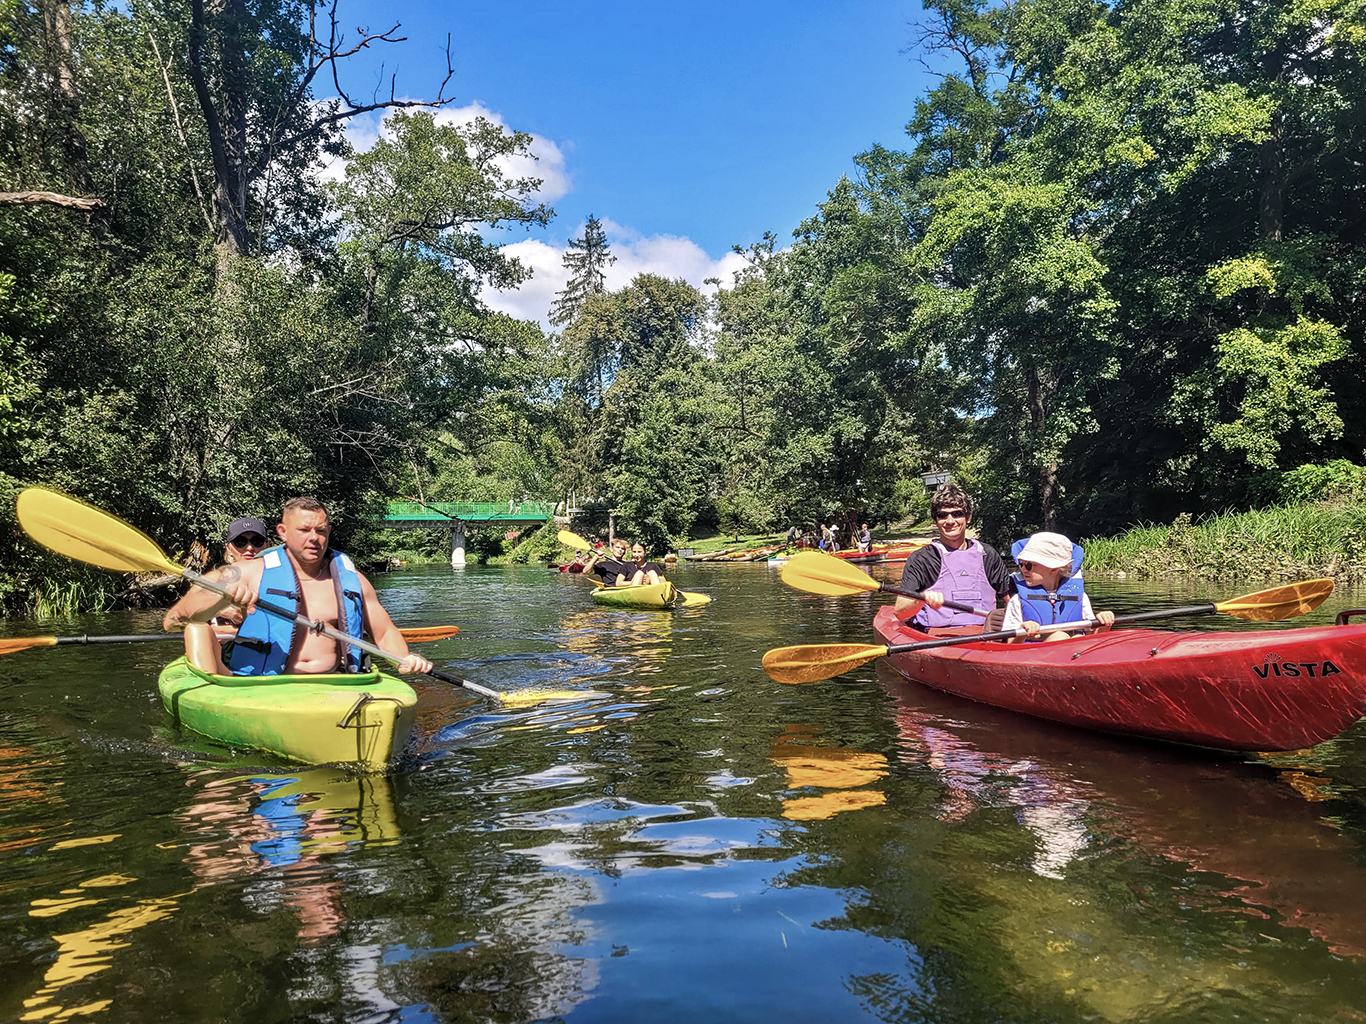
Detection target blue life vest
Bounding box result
[225,547,367,676]
[1009,538,1087,626]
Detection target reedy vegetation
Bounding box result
[2,0,1365,613]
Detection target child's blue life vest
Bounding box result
[1009,538,1087,626]
[225,547,367,675]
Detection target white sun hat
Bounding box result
[1016,532,1075,571]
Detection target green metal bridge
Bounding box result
[380,500,558,566]
[381,501,556,525]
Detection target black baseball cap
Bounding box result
[224,517,270,545]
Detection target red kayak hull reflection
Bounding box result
[881,661,1366,958]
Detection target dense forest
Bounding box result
[2,0,1364,613]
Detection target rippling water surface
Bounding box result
[5,562,1366,1022]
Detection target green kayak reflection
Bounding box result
[18,764,399,1020]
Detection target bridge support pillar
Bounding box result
[450,523,466,567]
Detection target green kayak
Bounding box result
[591,581,680,609]
[158,656,418,769]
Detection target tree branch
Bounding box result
[0,191,104,210]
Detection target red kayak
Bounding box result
[873,605,1366,751]
[833,541,927,565]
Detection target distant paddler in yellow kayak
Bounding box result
[626,541,668,586]
[582,536,632,586]
[172,496,433,678]
[559,529,711,607]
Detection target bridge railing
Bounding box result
[383,501,556,521]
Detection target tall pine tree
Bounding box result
[549,214,615,327]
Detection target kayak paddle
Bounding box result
[761,578,1335,684]
[558,528,594,550]
[0,625,461,659]
[561,529,710,606]
[15,487,583,705]
[780,551,988,615]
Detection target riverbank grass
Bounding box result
[1084,503,1366,581]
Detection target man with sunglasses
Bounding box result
[167,498,432,677]
[894,482,1011,630]
[163,517,270,633]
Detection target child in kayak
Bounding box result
[1002,531,1115,642]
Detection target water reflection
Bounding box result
[178,766,399,944]
[15,764,400,1019]
[21,874,189,1021]
[770,724,889,820]
[872,662,1366,1020]
[559,608,675,677]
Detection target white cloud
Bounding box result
[486,219,752,328]
[316,103,751,331]
[430,101,571,202]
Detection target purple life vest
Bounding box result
[915,539,996,629]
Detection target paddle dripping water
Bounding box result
[4,563,1366,1022]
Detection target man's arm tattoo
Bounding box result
[218,565,242,585]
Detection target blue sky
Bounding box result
[339,1,935,322]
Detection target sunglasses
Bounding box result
[229,534,267,548]
[934,509,967,521]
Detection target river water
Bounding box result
[4,561,1366,1022]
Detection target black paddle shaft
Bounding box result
[54,634,181,645]
[884,603,1221,655]
[878,582,989,616]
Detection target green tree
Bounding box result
[548,213,615,328]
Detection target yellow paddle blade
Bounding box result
[398,625,461,642]
[680,590,711,607]
[0,636,58,656]
[497,688,607,708]
[17,487,183,576]
[1214,578,1335,621]
[558,529,593,549]
[779,551,881,597]
[761,643,890,684]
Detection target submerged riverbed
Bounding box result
[4,562,1366,1022]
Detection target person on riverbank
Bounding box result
[163,516,270,633]
[626,542,667,586]
[894,482,1013,630]
[1002,531,1115,642]
[857,523,872,553]
[584,537,632,586]
[172,497,432,677]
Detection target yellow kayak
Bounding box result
[591,581,680,609]
[158,657,418,769]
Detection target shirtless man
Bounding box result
[175,497,432,677]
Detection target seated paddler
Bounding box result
[1002,531,1115,642]
[163,515,269,637]
[893,481,1012,632]
[584,537,632,586]
[172,496,433,677]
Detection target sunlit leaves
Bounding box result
[1209,318,1348,469]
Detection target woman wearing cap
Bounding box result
[162,517,270,633]
[1002,531,1115,642]
[895,482,1013,630]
